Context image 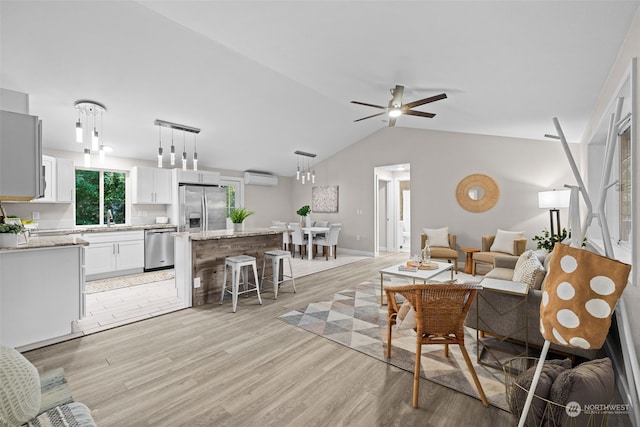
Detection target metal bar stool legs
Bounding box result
[221,255,262,312]
[261,250,296,299]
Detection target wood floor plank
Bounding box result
[23,253,517,426]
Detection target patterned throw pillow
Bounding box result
[0,345,42,425]
[540,244,631,350]
[512,250,545,288]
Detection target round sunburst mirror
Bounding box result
[456,174,500,213]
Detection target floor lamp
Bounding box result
[538,190,570,237]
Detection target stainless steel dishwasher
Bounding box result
[144,228,176,271]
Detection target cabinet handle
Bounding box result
[117,243,120,254]
[113,243,116,254]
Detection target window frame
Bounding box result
[74,167,128,226]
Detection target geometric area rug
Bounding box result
[278,280,510,411]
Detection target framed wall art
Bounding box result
[312,186,339,213]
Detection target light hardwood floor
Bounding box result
[24,253,514,426]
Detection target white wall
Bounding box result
[581,7,640,376]
[291,126,579,256]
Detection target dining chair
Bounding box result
[312,223,341,260]
[384,283,489,408]
[288,223,308,259]
[271,221,291,251]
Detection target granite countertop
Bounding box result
[0,235,89,252]
[176,228,284,241]
[32,224,178,236]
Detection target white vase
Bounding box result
[233,222,245,232]
[305,216,311,228]
[0,233,19,248]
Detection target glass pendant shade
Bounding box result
[182,152,187,171]
[296,169,300,180]
[75,120,83,143]
[170,146,175,166]
[92,129,99,150]
[301,174,306,184]
[99,145,106,164]
[83,148,91,167]
[311,173,316,184]
[157,147,163,168]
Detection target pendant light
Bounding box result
[182,130,187,171]
[170,129,176,166]
[294,150,317,185]
[153,119,201,169]
[74,100,107,164]
[157,126,163,168]
[75,110,83,143]
[192,133,198,171]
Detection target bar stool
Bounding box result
[221,255,262,312]
[261,250,296,299]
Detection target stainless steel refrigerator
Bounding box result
[178,184,227,232]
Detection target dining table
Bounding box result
[301,226,330,260]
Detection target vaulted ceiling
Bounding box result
[1,1,638,176]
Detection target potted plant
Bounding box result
[229,207,254,232]
[0,222,26,247]
[532,228,585,252]
[296,205,311,227]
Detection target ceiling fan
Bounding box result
[351,85,447,127]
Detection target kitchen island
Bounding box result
[0,235,88,349]
[174,228,284,307]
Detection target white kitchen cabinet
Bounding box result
[83,230,144,279]
[38,156,74,203]
[0,111,44,201]
[0,245,83,348]
[131,166,173,204]
[176,169,220,185]
[56,157,75,202]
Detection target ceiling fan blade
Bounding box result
[404,109,436,118]
[350,101,386,109]
[390,85,404,107]
[403,93,447,109]
[354,111,386,122]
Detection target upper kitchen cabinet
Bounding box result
[0,111,44,201]
[131,166,173,204]
[176,169,220,185]
[38,156,74,203]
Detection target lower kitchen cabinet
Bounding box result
[83,231,144,279]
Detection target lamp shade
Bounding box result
[538,190,570,209]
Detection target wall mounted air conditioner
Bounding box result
[243,171,278,186]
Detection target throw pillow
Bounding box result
[508,358,572,426]
[0,345,42,425]
[423,227,449,248]
[512,250,545,289]
[540,244,631,350]
[548,358,614,426]
[490,229,524,255]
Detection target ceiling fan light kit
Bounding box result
[351,85,447,127]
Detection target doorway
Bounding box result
[374,164,410,256]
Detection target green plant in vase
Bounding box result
[296,205,311,227]
[229,207,254,232]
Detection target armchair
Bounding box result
[420,232,458,278]
[472,230,527,276]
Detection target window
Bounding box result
[619,127,631,244]
[75,169,126,225]
[220,177,244,218]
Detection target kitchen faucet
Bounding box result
[107,209,114,226]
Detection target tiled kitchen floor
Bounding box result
[74,278,185,336]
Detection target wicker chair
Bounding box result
[384,283,489,408]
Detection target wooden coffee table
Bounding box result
[460,247,479,274]
[379,261,453,305]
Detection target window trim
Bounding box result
[74,167,128,226]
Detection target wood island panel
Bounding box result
[191,232,282,306]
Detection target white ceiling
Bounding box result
[1,1,638,176]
